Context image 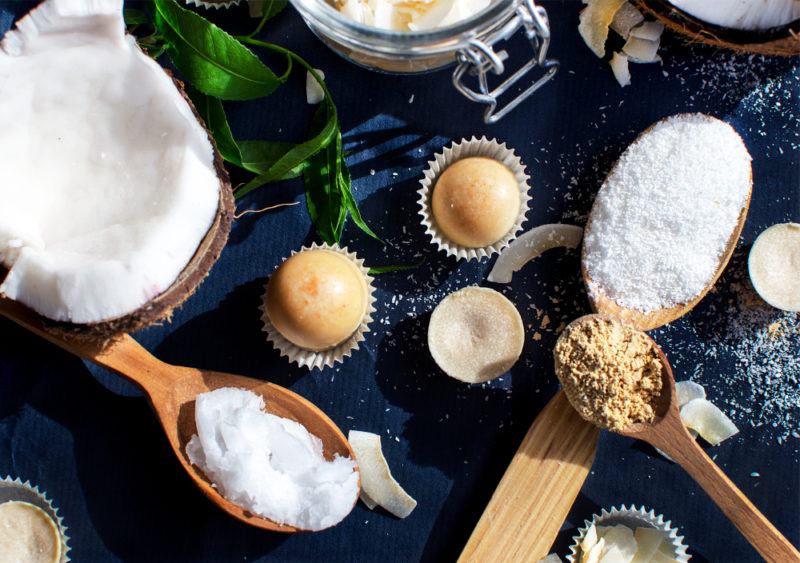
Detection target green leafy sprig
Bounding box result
[132,0,377,246]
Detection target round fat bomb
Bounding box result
[748,222,800,312]
[266,249,368,351]
[431,157,521,248]
[0,501,62,563]
[428,286,525,383]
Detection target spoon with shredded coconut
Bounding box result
[555,315,799,561]
[582,113,753,331]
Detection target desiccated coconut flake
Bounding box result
[579,0,627,58]
[609,52,631,87]
[681,398,740,446]
[676,380,706,407]
[622,35,661,63]
[487,224,583,284]
[348,430,417,518]
[630,21,664,41]
[306,69,326,104]
[610,2,644,38]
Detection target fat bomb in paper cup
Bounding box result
[261,242,376,370]
[568,505,689,563]
[0,477,70,563]
[418,136,531,261]
[428,286,525,383]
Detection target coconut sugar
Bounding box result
[555,317,664,431]
[186,388,358,531]
[584,114,751,312]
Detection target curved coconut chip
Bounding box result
[635,0,800,56]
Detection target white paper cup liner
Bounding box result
[0,476,70,562]
[417,136,531,261]
[185,0,241,9]
[260,242,376,370]
[567,505,690,562]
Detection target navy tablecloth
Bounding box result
[0,1,798,561]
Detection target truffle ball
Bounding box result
[431,157,521,248]
[266,249,368,351]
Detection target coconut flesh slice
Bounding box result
[0,0,231,332]
[680,398,739,446]
[610,2,644,38]
[487,224,583,284]
[579,0,627,57]
[348,430,417,518]
[609,52,631,87]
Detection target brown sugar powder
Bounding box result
[555,316,664,431]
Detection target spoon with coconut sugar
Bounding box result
[582,113,752,331]
[555,315,800,562]
[0,296,359,533]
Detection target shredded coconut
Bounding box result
[584,114,752,312]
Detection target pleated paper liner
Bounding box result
[0,476,70,562]
[567,504,690,562]
[260,242,376,370]
[417,136,531,261]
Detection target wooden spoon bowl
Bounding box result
[555,315,800,562]
[581,118,753,332]
[0,296,358,533]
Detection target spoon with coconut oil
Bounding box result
[0,296,358,533]
[555,315,799,562]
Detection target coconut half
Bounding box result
[0,0,233,337]
[635,0,800,56]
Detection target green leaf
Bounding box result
[341,165,382,243]
[124,8,149,26]
[235,103,337,198]
[368,259,425,275]
[153,0,281,100]
[189,88,242,165]
[239,141,304,179]
[305,122,346,244]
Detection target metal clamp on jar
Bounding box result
[289,0,558,123]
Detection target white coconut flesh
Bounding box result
[668,0,800,31]
[0,0,220,324]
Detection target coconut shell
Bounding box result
[635,0,800,56]
[0,73,235,344]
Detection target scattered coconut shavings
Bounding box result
[487,224,583,284]
[348,430,417,518]
[578,0,627,58]
[609,2,644,38]
[652,249,800,444]
[609,52,631,86]
[583,114,752,312]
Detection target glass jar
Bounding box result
[289,0,559,123]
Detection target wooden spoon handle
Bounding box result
[0,297,172,391]
[458,391,600,562]
[654,417,800,562]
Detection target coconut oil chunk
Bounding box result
[583,114,751,312]
[0,0,220,324]
[0,501,62,563]
[186,388,359,531]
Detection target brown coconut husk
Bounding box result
[0,73,235,344]
[635,0,800,57]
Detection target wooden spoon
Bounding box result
[556,315,800,562]
[0,296,357,533]
[581,121,753,332]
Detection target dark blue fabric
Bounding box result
[0,1,797,561]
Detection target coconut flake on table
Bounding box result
[186,388,359,531]
[583,114,752,312]
[610,2,644,38]
[306,69,325,104]
[0,0,220,324]
[622,35,661,63]
[488,224,583,284]
[609,52,631,87]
